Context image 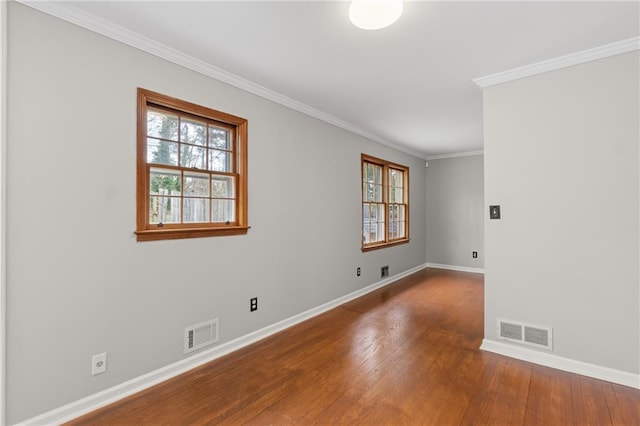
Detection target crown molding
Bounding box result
[474,36,640,88]
[426,150,483,161]
[17,0,427,160]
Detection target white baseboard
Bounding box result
[480,339,640,389]
[18,263,428,426]
[426,262,484,274]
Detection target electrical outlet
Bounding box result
[472,251,478,258]
[250,297,258,312]
[91,352,107,376]
[356,267,361,277]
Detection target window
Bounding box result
[361,154,409,250]
[136,88,248,241]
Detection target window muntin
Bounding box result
[136,88,248,241]
[361,154,409,250]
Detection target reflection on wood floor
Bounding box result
[68,268,640,425]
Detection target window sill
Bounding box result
[362,238,410,252]
[136,226,250,242]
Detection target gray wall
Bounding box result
[483,51,639,373]
[6,4,426,423]
[426,155,484,269]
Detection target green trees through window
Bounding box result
[136,89,248,241]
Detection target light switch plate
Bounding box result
[490,205,501,219]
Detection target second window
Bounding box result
[361,154,409,251]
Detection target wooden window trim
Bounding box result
[136,88,249,242]
[361,154,410,252]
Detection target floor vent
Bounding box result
[498,319,553,350]
[184,319,219,353]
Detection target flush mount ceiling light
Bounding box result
[349,0,403,30]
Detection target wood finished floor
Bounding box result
[67,268,640,425]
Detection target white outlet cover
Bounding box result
[91,352,107,376]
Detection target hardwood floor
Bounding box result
[67,268,640,425]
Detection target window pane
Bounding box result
[395,187,404,203]
[212,199,235,222]
[398,205,406,222]
[183,172,209,197]
[180,144,206,169]
[364,183,373,202]
[369,204,376,221]
[366,163,374,183]
[394,170,403,188]
[397,221,406,238]
[147,109,178,141]
[212,175,235,198]
[147,138,178,166]
[209,149,231,172]
[363,222,371,244]
[375,222,385,242]
[374,184,382,202]
[180,118,206,146]
[149,196,181,224]
[363,204,370,222]
[393,169,405,203]
[388,204,405,240]
[183,198,209,223]
[374,165,382,185]
[369,223,377,243]
[209,126,230,150]
[398,187,405,203]
[367,223,373,243]
[150,168,181,195]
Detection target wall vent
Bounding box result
[498,319,553,350]
[184,319,219,354]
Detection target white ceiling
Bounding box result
[39,1,640,157]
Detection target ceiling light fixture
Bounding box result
[349,0,403,30]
